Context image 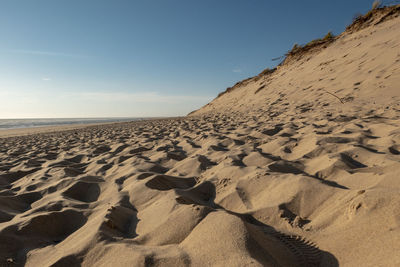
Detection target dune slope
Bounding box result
[191,5,400,115]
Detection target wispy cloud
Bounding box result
[232,69,242,73]
[69,91,213,104]
[10,49,86,58]
[0,90,214,118]
[42,77,51,81]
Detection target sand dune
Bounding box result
[1,5,400,267]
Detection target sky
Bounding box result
[0,0,378,118]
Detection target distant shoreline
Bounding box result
[0,117,177,138]
[0,117,145,130]
[0,121,122,138]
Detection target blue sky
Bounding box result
[0,0,376,118]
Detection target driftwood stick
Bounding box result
[322,89,344,104]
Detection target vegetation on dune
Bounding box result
[349,1,400,32]
[284,0,400,64]
[285,31,336,59]
[353,0,382,23]
[372,0,382,10]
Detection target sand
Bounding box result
[1,5,400,267]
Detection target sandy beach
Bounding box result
[1,106,400,266]
[0,119,160,138]
[1,5,400,267]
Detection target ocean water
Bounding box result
[0,118,141,130]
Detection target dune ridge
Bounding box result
[1,5,400,267]
[191,5,400,115]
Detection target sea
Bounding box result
[0,118,142,130]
